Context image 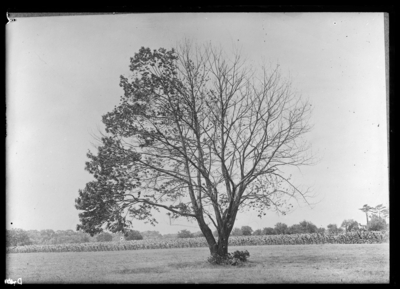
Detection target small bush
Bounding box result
[207,250,250,266]
[232,250,250,262]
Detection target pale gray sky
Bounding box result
[6,13,388,234]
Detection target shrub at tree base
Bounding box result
[208,250,250,266]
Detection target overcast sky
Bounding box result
[6,13,388,234]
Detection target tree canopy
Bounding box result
[340,219,359,233]
[230,228,243,236]
[75,42,313,257]
[6,228,32,247]
[367,215,388,231]
[262,227,276,235]
[141,230,163,239]
[124,230,143,241]
[327,224,343,235]
[274,222,288,235]
[253,229,263,235]
[241,226,253,236]
[96,232,113,242]
[177,229,194,238]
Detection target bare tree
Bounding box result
[76,42,313,258]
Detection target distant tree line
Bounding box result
[179,215,388,239]
[6,229,92,247]
[7,204,388,246]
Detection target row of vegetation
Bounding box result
[7,212,388,248]
[6,228,151,247]
[181,215,388,239]
[6,231,389,254]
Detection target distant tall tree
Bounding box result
[124,230,143,241]
[241,226,253,236]
[26,230,41,245]
[262,227,276,235]
[141,230,163,239]
[287,221,317,234]
[340,219,359,233]
[288,224,303,234]
[274,222,288,235]
[177,229,194,238]
[231,228,243,236]
[6,229,32,247]
[252,229,263,235]
[380,208,389,221]
[367,215,388,231]
[298,220,318,233]
[75,42,313,259]
[370,204,389,222]
[327,224,343,235]
[40,229,56,244]
[96,232,113,242]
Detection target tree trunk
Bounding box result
[196,219,231,257]
[195,204,238,257]
[204,230,218,255]
[216,233,229,256]
[196,217,218,255]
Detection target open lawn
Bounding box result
[6,244,389,284]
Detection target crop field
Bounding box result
[6,231,388,254]
[6,243,389,283]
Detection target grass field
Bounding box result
[6,243,389,283]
